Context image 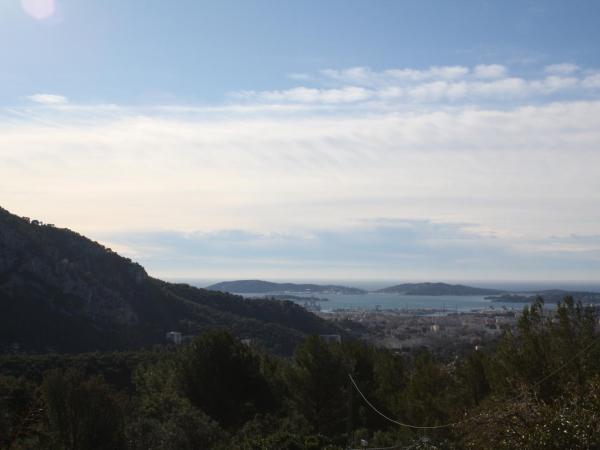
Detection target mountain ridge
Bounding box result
[207,279,366,294]
[0,207,339,355]
[209,280,507,296]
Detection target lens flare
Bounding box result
[21,0,55,20]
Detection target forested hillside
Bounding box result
[1,297,599,449]
[0,207,339,355]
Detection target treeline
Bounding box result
[1,298,599,449]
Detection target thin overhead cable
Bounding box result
[348,373,468,430]
[522,338,597,392]
[349,336,598,430]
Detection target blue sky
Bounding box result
[3,0,600,104]
[1,0,600,281]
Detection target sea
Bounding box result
[234,292,529,313]
[177,279,600,314]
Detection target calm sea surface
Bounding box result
[178,279,600,313]
[302,293,529,312]
[238,292,534,313]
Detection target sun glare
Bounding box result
[21,0,55,20]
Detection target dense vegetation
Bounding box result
[1,297,599,449]
[0,206,340,355]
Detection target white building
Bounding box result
[166,331,183,345]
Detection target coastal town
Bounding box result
[320,307,519,356]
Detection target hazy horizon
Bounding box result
[168,277,600,293]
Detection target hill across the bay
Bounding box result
[376,282,504,296]
[207,280,366,295]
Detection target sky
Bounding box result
[1,0,600,282]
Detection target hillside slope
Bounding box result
[377,282,503,296]
[0,207,338,355]
[207,279,366,294]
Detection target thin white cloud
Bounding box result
[241,75,581,105]
[27,93,68,105]
[235,63,599,106]
[2,99,599,240]
[545,63,580,75]
[322,65,470,85]
[582,72,600,89]
[3,62,600,279]
[320,67,377,84]
[529,75,579,94]
[468,77,526,96]
[473,64,507,79]
[425,65,470,80]
[236,86,371,104]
